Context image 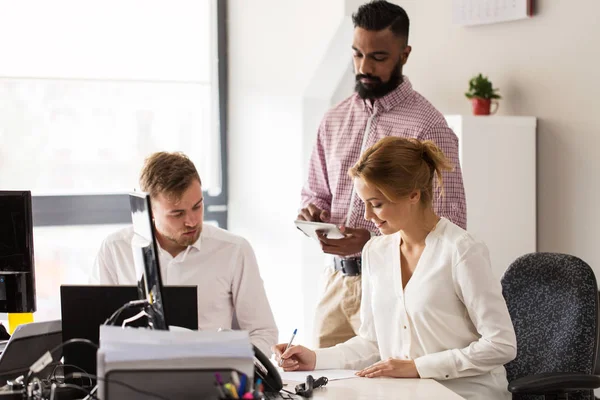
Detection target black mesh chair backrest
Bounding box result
[501,253,598,400]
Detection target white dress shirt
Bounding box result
[314,218,517,400]
[90,224,278,356]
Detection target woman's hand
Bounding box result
[273,344,317,371]
[356,358,420,378]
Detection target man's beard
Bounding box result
[355,61,403,100]
[164,228,201,248]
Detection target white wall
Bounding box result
[227,0,344,345]
[228,0,600,347]
[389,0,600,277]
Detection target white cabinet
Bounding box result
[445,115,537,279]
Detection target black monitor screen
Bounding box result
[128,192,168,330]
[60,285,197,379]
[0,191,36,312]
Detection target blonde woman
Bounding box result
[275,137,516,400]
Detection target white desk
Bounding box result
[284,377,466,399]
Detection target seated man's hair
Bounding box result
[139,152,201,200]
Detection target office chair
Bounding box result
[501,252,600,400]
[594,292,600,400]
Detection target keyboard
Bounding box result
[263,391,301,400]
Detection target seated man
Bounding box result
[90,151,278,356]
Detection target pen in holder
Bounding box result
[215,372,259,399]
[216,387,264,399]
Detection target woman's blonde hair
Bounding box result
[139,152,201,200]
[348,137,453,206]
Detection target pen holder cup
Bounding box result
[212,367,254,400]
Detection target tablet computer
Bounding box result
[294,220,345,241]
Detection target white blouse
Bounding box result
[314,218,517,400]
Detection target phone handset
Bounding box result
[252,344,283,393]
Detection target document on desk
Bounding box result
[99,325,253,363]
[280,369,360,382]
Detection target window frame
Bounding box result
[30,0,228,229]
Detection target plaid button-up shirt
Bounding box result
[301,77,467,236]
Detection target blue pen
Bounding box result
[279,328,297,367]
[238,373,247,395]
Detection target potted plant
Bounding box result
[465,73,501,115]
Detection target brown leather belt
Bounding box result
[333,256,362,276]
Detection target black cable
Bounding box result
[64,373,171,400]
[282,387,301,396]
[48,363,93,387]
[278,375,328,398]
[48,364,64,384]
[104,299,149,326]
[293,375,328,398]
[24,339,100,394]
[53,383,98,400]
[48,338,99,358]
[261,377,301,397]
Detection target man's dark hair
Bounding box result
[352,0,410,42]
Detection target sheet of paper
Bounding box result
[279,369,360,382]
[99,326,254,363]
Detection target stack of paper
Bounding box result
[99,325,253,363]
[97,326,254,400]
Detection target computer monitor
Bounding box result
[128,192,168,330]
[60,285,198,379]
[0,191,36,313]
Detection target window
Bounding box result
[0,0,228,321]
[0,80,220,196]
[32,224,129,321]
[0,0,227,222]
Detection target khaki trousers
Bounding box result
[314,267,362,348]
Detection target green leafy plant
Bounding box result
[465,74,501,100]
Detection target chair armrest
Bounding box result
[509,372,600,394]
